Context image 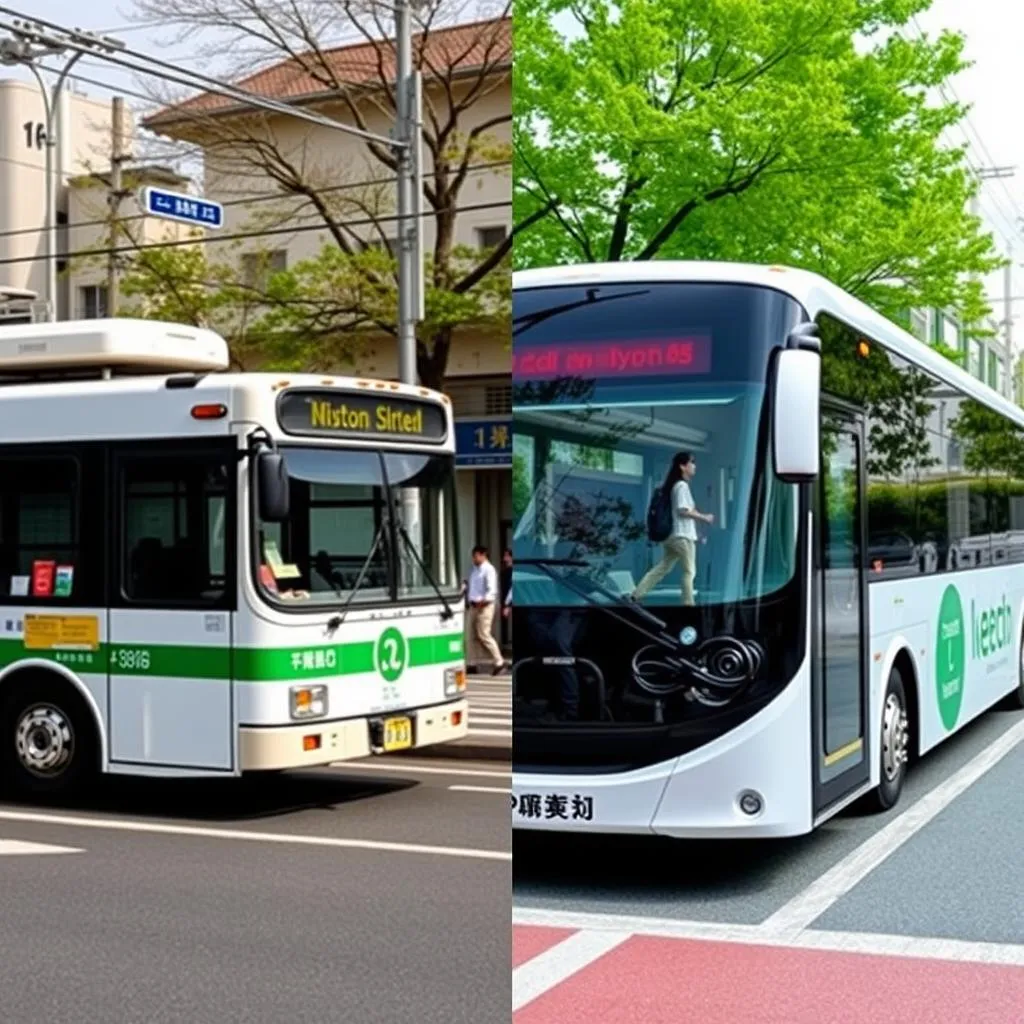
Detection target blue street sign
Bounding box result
[455,418,511,467]
[142,186,224,229]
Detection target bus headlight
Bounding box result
[444,667,466,697]
[290,685,328,720]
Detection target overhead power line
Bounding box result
[0,159,511,244]
[0,7,401,149]
[0,198,511,268]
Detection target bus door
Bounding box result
[812,406,872,815]
[106,442,236,772]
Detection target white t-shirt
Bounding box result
[671,480,697,540]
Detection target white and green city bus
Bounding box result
[511,260,1024,837]
[0,318,467,795]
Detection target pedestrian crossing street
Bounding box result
[466,675,511,742]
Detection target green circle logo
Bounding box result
[936,584,965,730]
[376,627,407,683]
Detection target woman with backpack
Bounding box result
[631,451,714,607]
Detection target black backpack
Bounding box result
[646,485,673,543]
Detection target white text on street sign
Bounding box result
[142,186,224,229]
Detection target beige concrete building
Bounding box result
[145,17,513,640]
[0,78,198,323]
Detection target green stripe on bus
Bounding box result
[0,633,462,682]
[408,633,464,667]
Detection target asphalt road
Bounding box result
[0,754,510,1024]
[513,701,1024,1022]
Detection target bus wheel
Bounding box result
[871,668,910,812]
[1,677,96,798]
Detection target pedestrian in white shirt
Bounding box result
[632,451,713,606]
[465,545,507,674]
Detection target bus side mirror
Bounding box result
[772,348,820,482]
[256,450,290,521]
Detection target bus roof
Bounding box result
[0,366,453,447]
[514,260,1024,429]
[0,318,230,375]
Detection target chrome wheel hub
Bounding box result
[15,705,74,777]
[881,692,908,783]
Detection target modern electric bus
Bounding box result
[0,318,467,796]
[511,261,1024,838]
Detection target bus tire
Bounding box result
[0,675,97,798]
[870,668,910,812]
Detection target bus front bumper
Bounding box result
[512,674,813,839]
[239,698,469,771]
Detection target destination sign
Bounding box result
[512,336,712,380]
[277,389,447,442]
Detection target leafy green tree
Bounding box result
[513,0,1001,328]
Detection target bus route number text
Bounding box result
[112,648,152,671]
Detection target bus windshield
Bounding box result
[511,280,811,754]
[513,281,804,610]
[255,447,458,608]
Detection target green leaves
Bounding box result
[514,0,1000,331]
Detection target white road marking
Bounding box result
[511,905,1024,1009]
[333,761,509,779]
[0,809,510,862]
[466,728,512,738]
[0,839,82,855]
[512,929,629,1012]
[448,784,510,794]
[513,718,1024,1003]
[763,714,1024,936]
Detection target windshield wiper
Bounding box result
[394,519,456,620]
[329,515,390,627]
[519,557,676,648]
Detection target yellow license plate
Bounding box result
[383,716,412,751]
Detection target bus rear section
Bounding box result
[510,274,820,838]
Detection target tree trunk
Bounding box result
[417,326,453,392]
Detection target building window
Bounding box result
[942,314,959,351]
[79,285,108,319]
[240,249,287,290]
[969,340,983,379]
[476,226,507,250]
[909,308,928,342]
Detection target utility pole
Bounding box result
[107,95,130,318]
[1005,240,1014,399]
[394,0,423,387]
[393,0,426,577]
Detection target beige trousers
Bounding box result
[633,537,697,605]
[468,603,504,668]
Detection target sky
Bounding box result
[914,0,1024,344]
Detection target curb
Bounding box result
[400,740,511,763]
